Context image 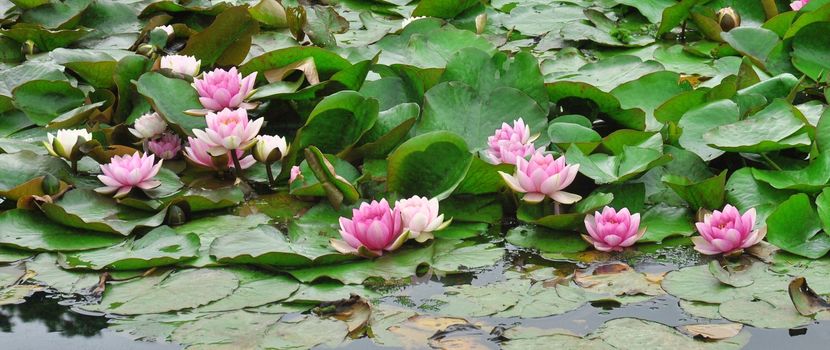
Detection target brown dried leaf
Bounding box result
[678,323,743,340]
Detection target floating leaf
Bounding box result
[58,226,199,270]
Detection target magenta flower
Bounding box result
[485,118,536,165]
[147,133,181,160]
[498,151,581,204]
[331,199,409,258]
[184,137,255,170]
[583,207,645,252]
[395,196,450,243]
[192,67,256,111]
[791,0,809,10]
[95,153,163,199]
[192,108,263,154]
[693,205,765,255]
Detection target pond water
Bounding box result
[3,241,829,349]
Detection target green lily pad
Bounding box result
[81,268,239,315]
[387,131,473,200]
[179,5,258,67]
[58,226,200,270]
[210,224,352,267]
[677,99,740,161]
[134,72,206,136]
[26,253,99,295]
[0,209,124,251]
[174,213,272,267]
[704,99,810,153]
[39,189,168,236]
[565,144,671,185]
[766,193,830,259]
[195,268,299,312]
[12,80,85,126]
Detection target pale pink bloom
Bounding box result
[184,137,255,170]
[395,196,450,242]
[289,165,302,184]
[95,153,163,199]
[693,205,765,255]
[192,67,256,111]
[147,133,181,160]
[331,199,408,258]
[583,207,645,252]
[485,118,536,165]
[130,112,167,140]
[253,135,288,164]
[498,151,581,204]
[160,55,201,76]
[791,0,809,10]
[192,108,263,154]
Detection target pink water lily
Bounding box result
[95,153,163,199]
[192,67,256,111]
[331,199,408,258]
[583,207,645,252]
[498,151,581,204]
[289,165,302,184]
[184,137,255,170]
[791,0,809,10]
[192,108,263,155]
[693,205,765,255]
[147,133,181,160]
[129,112,167,140]
[395,196,451,243]
[485,118,537,165]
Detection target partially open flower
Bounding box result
[184,137,255,170]
[130,112,167,140]
[583,207,645,252]
[289,165,302,184]
[791,0,810,11]
[156,25,174,36]
[192,108,263,155]
[192,67,257,111]
[395,196,450,242]
[95,153,162,199]
[498,151,581,204]
[44,129,92,161]
[331,199,408,258]
[160,54,201,76]
[485,118,537,165]
[692,205,765,256]
[253,135,288,164]
[147,133,182,160]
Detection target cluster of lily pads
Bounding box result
[2,0,830,348]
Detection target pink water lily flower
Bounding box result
[583,207,645,252]
[485,118,537,165]
[289,165,302,184]
[192,67,256,111]
[147,133,181,160]
[129,112,167,140]
[95,153,163,199]
[184,137,255,170]
[192,108,263,154]
[693,205,766,255]
[331,199,409,258]
[791,0,809,10]
[498,151,581,204]
[395,196,451,243]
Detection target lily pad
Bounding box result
[58,226,200,270]
[0,209,124,251]
[39,189,168,236]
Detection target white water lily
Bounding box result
[253,135,288,164]
[129,112,167,140]
[157,25,174,35]
[160,54,201,76]
[44,129,92,160]
[401,16,428,29]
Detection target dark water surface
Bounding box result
[2,246,829,349]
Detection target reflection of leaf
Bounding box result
[574,263,665,297]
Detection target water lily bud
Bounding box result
[43,129,92,162]
[717,7,741,32]
[791,0,810,11]
[166,204,188,226]
[475,13,487,34]
[41,173,61,196]
[21,40,37,56]
[137,43,156,58]
[253,135,288,164]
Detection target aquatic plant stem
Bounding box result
[265,162,275,187]
[761,153,782,171]
[230,151,245,179]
